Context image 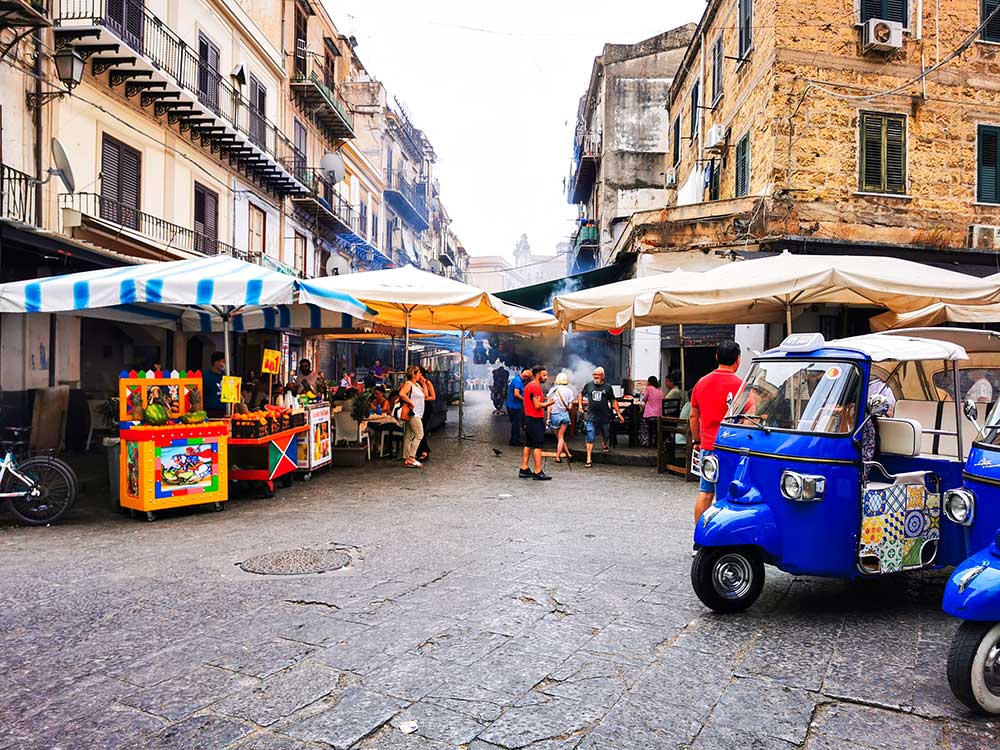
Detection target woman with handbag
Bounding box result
[397,366,426,468]
[546,372,575,463]
[416,365,435,462]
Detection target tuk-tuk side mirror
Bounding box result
[963,399,983,431]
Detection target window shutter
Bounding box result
[860,113,884,192]
[739,0,753,56]
[672,116,681,166]
[712,37,724,101]
[979,126,1000,204]
[884,115,906,193]
[984,0,1000,42]
[119,143,141,230]
[885,0,907,24]
[735,134,750,197]
[690,81,700,145]
[124,0,144,48]
[100,136,121,224]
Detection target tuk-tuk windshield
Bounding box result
[726,359,862,434]
[976,400,1000,446]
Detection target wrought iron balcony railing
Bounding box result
[290,56,355,142]
[289,166,360,237]
[384,167,428,228]
[62,192,257,261]
[55,0,304,193]
[0,163,36,225]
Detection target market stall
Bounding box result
[230,408,307,495]
[118,369,228,521]
[296,401,333,476]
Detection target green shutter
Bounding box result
[735,134,750,197]
[739,0,753,56]
[979,126,1000,204]
[860,112,906,194]
[712,37,724,102]
[672,116,681,166]
[690,81,700,145]
[862,0,907,23]
[984,0,1000,42]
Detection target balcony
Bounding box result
[289,56,355,143]
[567,135,601,205]
[53,0,307,198]
[570,222,599,273]
[0,163,36,225]
[438,244,455,267]
[0,0,49,26]
[384,168,429,232]
[60,192,258,262]
[289,167,359,238]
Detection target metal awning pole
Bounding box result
[223,311,232,417]
[404,309,411,371]
[953,359,965,459]
[458,328,466,440]
[678,323,687,393]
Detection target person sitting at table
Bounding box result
[641,375,664,448]
[370,385,390,416]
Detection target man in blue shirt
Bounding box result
[203,351,226,418]
[506,367,531,446]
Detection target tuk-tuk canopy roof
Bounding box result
[770,333,970,363]
[880,328,1000,355]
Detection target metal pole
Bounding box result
[953,359,965,460]
[678,323,687,393]
[223,312,232,417]
[404,309,411,371]
[458,328,466,440]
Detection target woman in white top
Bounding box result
[547,372,575,463]
[398,365,426,468]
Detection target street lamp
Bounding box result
[27,49,85,107]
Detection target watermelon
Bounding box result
[144,403,168,426]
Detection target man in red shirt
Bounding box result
[519,365,554,481]
[690,340,743,521]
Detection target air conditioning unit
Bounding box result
[705,124,728,152]
[970,224,1000,250]
[862,18,904,53]
[665,167,678,189]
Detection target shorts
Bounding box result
[585,420,611,444]
[524,416,546,449]
[698,449,716,493]
[549,412,571,427]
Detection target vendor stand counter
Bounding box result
[296,402,332,477]
[118,370,229,521]
[230,420,308,495]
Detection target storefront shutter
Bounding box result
[979,126,1000,204]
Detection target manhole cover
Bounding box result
[240,549,350,575]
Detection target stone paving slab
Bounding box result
[3,393,1000,750]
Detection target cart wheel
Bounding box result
[263,482,276,498]
[947,621,1000,715]
[213,502,224,512]
[280,474,293,488]
[691,546,765,614]
[301,472,312,482]
[145,511,156,522]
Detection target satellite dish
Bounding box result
[319,152,345,184]
[325,253,351,276]
[50,138,76,193]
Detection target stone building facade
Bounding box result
[614,0,1000,261]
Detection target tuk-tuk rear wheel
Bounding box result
[691,546,765,614]
[947,621,1000,715]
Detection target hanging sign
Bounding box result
[221,376,242,404]
[261,349,281,375]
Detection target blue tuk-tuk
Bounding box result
[692,329,1000,615]
[941,390,1000,714]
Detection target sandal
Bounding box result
[554,458,562,464]
[585,461,593,468]
[602,445,610,454]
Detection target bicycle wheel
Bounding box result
[8,456,79,525]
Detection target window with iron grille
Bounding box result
[984,0,1000,42]
[861,0,908,25]
[100,134,141,230]
[672,115,681,166]
[978,125,1000,204]
[689,81,700,148]
[712,36,724,103]
[738,0,753,58]
[859,112,906,194]
[735,133,750,197]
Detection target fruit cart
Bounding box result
[118,369,229,521]
[230,408,307,495]
[296,402,332,478]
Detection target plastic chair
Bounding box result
[378,427,404,458]
[334,411,371,460]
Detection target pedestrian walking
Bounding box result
[519,365,554,480]
[577,367,624,467]
[547,372,575,463]
[690,339,743,521]
[491,365,509,414]
[398,365,426,469]
[640,375,664,448]
[416,365,435,462]
[507,367,531,446]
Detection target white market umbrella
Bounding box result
[869,297,1000,331]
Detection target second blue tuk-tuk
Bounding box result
[692,329,1000,616]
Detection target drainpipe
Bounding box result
[33,28,42,228]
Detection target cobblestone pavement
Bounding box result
[3,392,999,749]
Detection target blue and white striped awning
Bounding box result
[0,256,373,325]
[181,304,360,333]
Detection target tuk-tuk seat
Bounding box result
[874,417,921,457]
[892,400,977,460]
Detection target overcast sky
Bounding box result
[328,1,703,262]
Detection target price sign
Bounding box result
[221,375,242,404]
[261,348,281,375]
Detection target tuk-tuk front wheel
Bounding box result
[947,621,1000,715]
[691,546,765,614]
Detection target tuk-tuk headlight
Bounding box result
[943,488,976,526]
[780,471,825,501]
[701,454,720,483]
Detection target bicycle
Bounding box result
[0,449,79,526]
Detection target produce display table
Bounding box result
[230,425,307,495]
[118,370,228,521]
[296,402,332,477]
